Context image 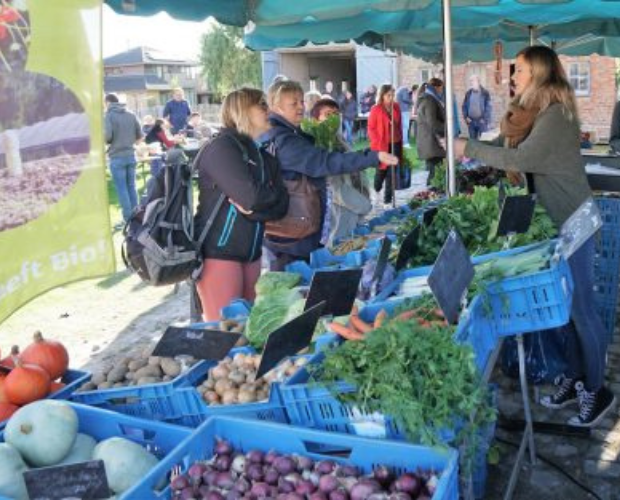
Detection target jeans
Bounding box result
[563,236,608,391]
[343,119,354,145]
[401,111,411,145]
[467,119,485,140]
[109,156,138,222]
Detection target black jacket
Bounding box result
[194,128,289,262]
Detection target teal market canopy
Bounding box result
[243,0,620,61]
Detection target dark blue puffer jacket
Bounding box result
[261,113,380,259]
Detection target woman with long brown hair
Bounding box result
[454,45,614,428]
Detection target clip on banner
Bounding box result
[428,230,474,324]
[256,301,326,379]
[24,460,110,500]
[152,326,241,360]
[556,197,602,260]
[495,194,536,237]
[305,268,362,317]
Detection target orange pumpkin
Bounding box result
[49,381,66,394]
[0,402,19,421]
[0,375,8,403]
[0,345,19,369]
[4,359,51,406]
[21,331,69,380]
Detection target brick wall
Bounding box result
[398,54,618,142]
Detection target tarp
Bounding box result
[244,0,620,60]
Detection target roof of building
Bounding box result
[104,46,198,67]
[103,74,172,92]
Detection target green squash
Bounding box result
[5,400,78,467]
[0,443,29,500]
[55,433,97,466]
[92,437,159,494]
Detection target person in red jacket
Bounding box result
[368,83,403,206]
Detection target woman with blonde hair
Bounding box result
[262,80,397,270]
[194,87,289,320]
[454,45,614,427]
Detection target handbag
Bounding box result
[265,174,321,240]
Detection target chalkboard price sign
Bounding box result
[152,326,241,360]
[24,460,110,500]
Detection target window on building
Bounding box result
[420,68,432,84]
[568,62,590,97]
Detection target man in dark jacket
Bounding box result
[104,93,143,225]
[462,75,492,140]
[415,79,446,186]
[609,100,620,155]
[261,80,398,270]
[163,87,191,134]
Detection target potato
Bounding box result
[128,358,148,372]
[106,365,129,384]
[237,389,257,404]
[125,372,135,381]
[221,388,238,405]
[203,391,220,404]
[98,381,113,390]
[134,365,162,379]
[136,376,160,386]
[113,383,125,388]
[214,378,233,396]
[148,356,161,366]
[92,373,107,386]
[79,381,97,392]
[162,375,173,382]
[160,358,181,378]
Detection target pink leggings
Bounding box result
[195,258,261,321]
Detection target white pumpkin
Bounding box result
[92,437,159,494]
[0,443,29,500]
[5,400,78,467]
[56,433,97,466]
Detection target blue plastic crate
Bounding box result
[593,196,620,341]
[0,368,91,430]
[310,246,366,268]
[220,298,252,320]
[479,256,574,337]
[70,344,252,424]
[132,416,459,500]
[0,402,192,500]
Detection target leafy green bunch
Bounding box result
[301,114,341,151]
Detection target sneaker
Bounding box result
[567,383,616,428]
[540,376,582,409]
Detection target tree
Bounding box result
[199,25,262,102]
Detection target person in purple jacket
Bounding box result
[261,80,398,271]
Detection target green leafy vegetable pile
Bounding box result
[301,114,341,150]
[396,186,557,269]
[315,315,495,464]
[245,272,305,349]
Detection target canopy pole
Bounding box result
[442,0,457,197]
[529,25,536,46]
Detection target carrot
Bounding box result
[350,313,373,334]
[417,318,432,328]
[432,308,445,319]
[394,310,417,321]
[328,322,364,341]
[374,310,388,329]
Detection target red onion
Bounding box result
[264,467,280,485]
[171,474,190,491]
[188,463,208,485]
[393,474,420,497]
[330,489,351,500]
[180,486,198,500]
[264,450,279,465]
[309,494,328,500]
[337,465,359,478]
[203,469,219,486]
[296,479,316,495]
[349,481,381,500]
[215,471,235,490]
[278,477,295,494]
[231,454,247,474]
[318,475,340,494]
[234,476,251,494]
[246,450,265,464]
[339,477,358,493]
[372,466,393,486]
[296,455,314,471]
[315,460,336,475]
[274,456,296,475]
[388,494,411,500]
[250,482,271,498]
[226,491,244,500]
[245,463,264,482]
[205,492,226,500]
[215,454,233,472]
[214,439,234,456]
[284,473,301,486]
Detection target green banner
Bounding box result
[0,0,115,323]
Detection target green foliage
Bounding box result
[300,115,340,151]
[315,316,495,467]
[199,24,262,101]
[245,272,303,349]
